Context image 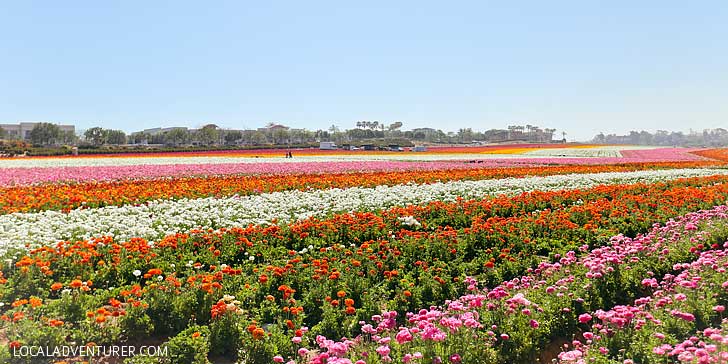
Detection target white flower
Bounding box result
[248,256,255,261]
[223,294,235,302]
[157,275,164,281]
[132,270,142,277]
[398,216,421,227]
[1,168,726,248]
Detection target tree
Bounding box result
[30,123,61,146]
[249,131,266,145]
[85,127,107,146]
[224,130,242,144]
[0,127,6,139]
[272,128,290,145]
[388,122,403,131]
[104,129,127,145]
[60,130,78,145]
[197,124,220,146]
[130,132,151,144]
[165,128,190,146]
[457,128,474,143]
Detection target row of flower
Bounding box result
[519,146,709,160]
[696,149,728,162]
[0,160,536,187]
[523,146,628,158]
[2,168,727,249]
[0,161,718,214]
[1,143,585,164]
[0,147,712,170]
[3,174,728,362]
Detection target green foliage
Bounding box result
[29,122,61,146]
[163,325,211,364]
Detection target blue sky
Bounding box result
[1,1,726,140]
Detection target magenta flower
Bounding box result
[578,313,592,323]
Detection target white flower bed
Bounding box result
[522,146,663,158]
[0,168,725,249]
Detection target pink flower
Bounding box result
[714,305,725,313]
[578,313,592,323]
[396,328,413,345]
[376,345,391,357]
[273,356,284,363]
[529,319,539,328]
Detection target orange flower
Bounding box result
[345,306,356,315]
[252,327,266,340]
[29,297,42,308]
[336,290,346,298]
[69,279,83,288]
[191,332,201,338]
[344,298,355,307]
[12,299,28,308]
[50,282,63,291]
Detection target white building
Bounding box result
[0,122,75,140]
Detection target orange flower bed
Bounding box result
[693,148,728,162]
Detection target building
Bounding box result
[141,127,188,136]
[0,122,75,140]
[257,123,289,133]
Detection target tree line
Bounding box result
[592,128,728,147]
[2,121,561,147]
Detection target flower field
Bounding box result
[2,146,728,364]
